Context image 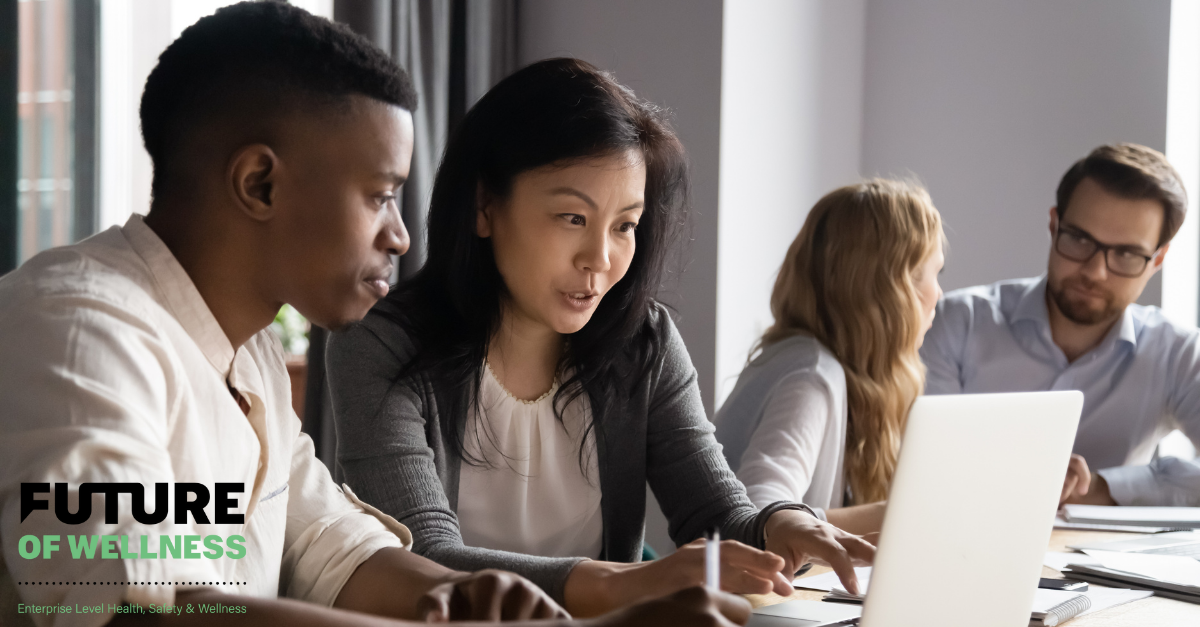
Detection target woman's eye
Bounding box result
[377,195,396,207]
[560,214,585,226]
[619,222,638,233]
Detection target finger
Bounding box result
[1076,470,1092,496]
[414,585,452,623]
[771,570,794,596]
[841,534,876,566]
[821,542,860,596]
[535,597,571,620]
[501,581,541,620]
[720,540,786,576]
[464,573,504,620]
[1060,474,1078,505]
[708,589,753,625]
[718,565,776,595]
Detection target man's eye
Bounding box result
[1114,249,1140,261]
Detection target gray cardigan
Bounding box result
[326,300,807,601]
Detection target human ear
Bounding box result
[1152,242,1170,273]
[475,182,494,238]
[228,144,280,222]
[1048,206,1059,236]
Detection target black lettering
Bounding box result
[131,483,169,524]
[213,483,244,524]
[174,483,210,524]
[19,483,49,523]
[55,483,92,525]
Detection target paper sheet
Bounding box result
[1043,551,1101,571]
[1082,549,1200,587]
[793,567,872,592]
[1075,586,1153,617]
[798,562,1152,619]
[1064,505,1200,526]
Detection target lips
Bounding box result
[364,266,393,299]
[561,290,599,312]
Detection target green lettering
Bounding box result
[119,535,138,559]
[69,535,99,559]
[100,536,119,559]
[202,535,223,559]
[42,535,60,559]
[18,535,40,559]
[183,535,201,559]
[225,535,246,559]
[160,535,181,559]
[139,534,158,559]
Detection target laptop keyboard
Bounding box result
[1139,543,1200,559]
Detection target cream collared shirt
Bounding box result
[0,216,411,627]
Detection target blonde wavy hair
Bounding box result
[757,179,944,504]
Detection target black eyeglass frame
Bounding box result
[1053,225,1158,278]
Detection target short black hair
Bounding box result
[140,0,417,199]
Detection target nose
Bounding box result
[381,202,410,257]
[576,228,611,274]
[1080,247,1108,281]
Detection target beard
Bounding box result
[1047,274,1122,325]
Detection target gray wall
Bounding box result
[518,0,724,556]
[861,0,1173,304]
[518,0,725,416]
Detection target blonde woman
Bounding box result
[714,179,945,536]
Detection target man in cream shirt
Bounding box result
[0,3,751,627]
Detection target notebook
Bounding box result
[1061,505,1200,529]
[798,568,1093,625]
[748,600,861,627]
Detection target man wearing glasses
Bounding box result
[921,143,1200,507]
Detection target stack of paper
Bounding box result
[796,565,1155,619]
[1061,505,1200,529]
[1062,550,1200,604]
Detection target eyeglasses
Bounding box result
[1054,226,1157,278]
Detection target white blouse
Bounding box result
[456,362,604,558]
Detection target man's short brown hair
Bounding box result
[1056,143,1188,248]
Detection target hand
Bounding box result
[564,539,788,616]
[1059,454,1092,505]
[416,569,569,621]
[763,508,875,596]
[586,586,752,627]
[1060,456,1116,506]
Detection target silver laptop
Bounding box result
[860,391,1082,626]
[752,391,1083,626]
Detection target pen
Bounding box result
[705,528,720,590]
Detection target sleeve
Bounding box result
[735,373,835,509]
[278,432,410,606]
[325,320,583,603]
[1098,457,1200,507]
[1098,328,1200,507]
[920,295,968,395]
[643,309,807,551]
[0,295,222,627]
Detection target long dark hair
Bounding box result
[377,58,690,469]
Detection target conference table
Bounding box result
[748,528,1200,625]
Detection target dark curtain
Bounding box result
[303,0,517,471]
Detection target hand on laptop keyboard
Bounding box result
[762,509,877,596]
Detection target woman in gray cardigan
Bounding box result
[326,58,873,617]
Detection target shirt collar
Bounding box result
[121,214,238,378]
[1011,274,1051,327]
[1011,273,1138,350]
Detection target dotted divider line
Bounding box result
[16,582,246,586]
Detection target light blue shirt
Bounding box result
[921,275,1200,506]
